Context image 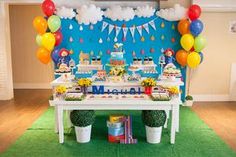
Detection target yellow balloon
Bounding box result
[180,34,194,51]
[41,33,55,51]
[187,52,201,68]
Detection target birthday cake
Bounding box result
[110,43,125,66]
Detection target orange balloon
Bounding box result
[36,47,51,64]
[176,49,188,67]
[178,19,190,35]
[33,16,47,35]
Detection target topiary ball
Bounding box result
[142,110,166,127]
[70,110,96,127]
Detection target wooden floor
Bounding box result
[0,90,236,153]
[192,102,236,151]
[0,90,50,153]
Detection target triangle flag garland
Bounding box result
[137,26,142,36]
[149,20,156,30]
[101,22,108,32]
[115,26,121,38]
[129,26,136,41]
[100,18,158,41]
[108,24,114,35]
[143,23,149,34]
[123,27,128,38]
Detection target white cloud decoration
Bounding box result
[156,4,187,21]
[104,6,135,21]
[76,4,104,25]
[135,5,155,18]
[56,7,76,19]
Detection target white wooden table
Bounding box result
[50,98,181,144]
[50,77,184,144]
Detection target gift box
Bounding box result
[107,121,123,128]
[109,115,125,123]
[108,134,125,143]
[108,127,124,136]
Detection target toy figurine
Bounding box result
[57,49,71,68]
[164,48,175,67]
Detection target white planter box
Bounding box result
[49,100,54,106]
[75,125,92,143]
[145,126,162,144]
[184,100,194,107]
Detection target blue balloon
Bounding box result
[190,20,204,36]
[51,47,60,64]
[199,52,204,63]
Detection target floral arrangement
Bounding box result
[55,85,67,94]
[168,86,180,95]
[77,78,92,87]
[141,78,157,87]
[109,67,126,76]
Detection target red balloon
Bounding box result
[190,47,195,52]
[188,4,201,21]
[53,31,63,46]
[42,0,55,17]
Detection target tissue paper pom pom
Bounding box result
[56,7,76,19]
[104,6,135,21]
[76,4,104,25]
[156,4,187,21]
[135,5,155,18]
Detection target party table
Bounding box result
[50,77,184,144]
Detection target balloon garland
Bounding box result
[33,0,63,64]
[176,4,206,69]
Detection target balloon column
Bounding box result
[33,0,63,64]
[176,4,206,69]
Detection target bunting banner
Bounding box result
[137,26,142,36]
[122,27,128,38]
[149,20,156,30]
[129,26,135,41]
[108,24,114,35]
[115,27,121,38]
[101,22,109,32]
[143,23,149,34]
[101,18,157,41]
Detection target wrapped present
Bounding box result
[108,127,124,136]
[109,115,125,123]
[120,115,138,144]
[107,121,123,128]
[108,134,125,143]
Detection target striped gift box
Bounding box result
[108,127,124,136]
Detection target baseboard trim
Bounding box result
[192,94,231,102]
[14,83,51,89]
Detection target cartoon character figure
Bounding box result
[164,48,175,67]
[57,49,71,68]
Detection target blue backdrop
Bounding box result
[55,14,186,99]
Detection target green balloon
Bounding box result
[36,34,42,46]
[48,15,61,33]
[194,35,207,52]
